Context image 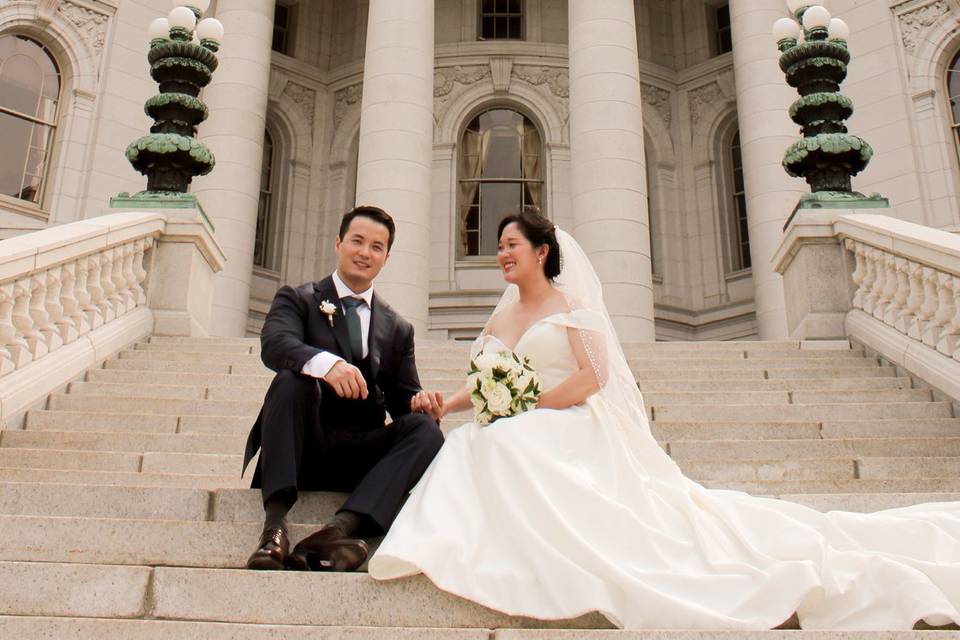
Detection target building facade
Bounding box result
[2,0,959,340]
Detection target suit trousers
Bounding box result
[251,369,443,534]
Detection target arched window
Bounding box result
[728,130,750,271]
[254,129,277,270]
[948,50,960,156]
[0,35,61,207]
[459,108,543,257]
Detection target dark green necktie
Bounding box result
[341,296,365,361]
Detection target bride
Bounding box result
[368,207,960,630]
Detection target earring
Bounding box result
[538,257,543,265]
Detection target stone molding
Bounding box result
[58,0,110,52]
[333,82,362,128]
[689,81,726,126]
[511,65,569,98]
[433,65,490,114]
[282,80,317,131]
[894,0,952,52]
[642,83,672,129]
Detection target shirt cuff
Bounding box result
[301,352,343,378]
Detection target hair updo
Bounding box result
[497,206,562,280]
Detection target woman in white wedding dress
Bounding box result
[368,208,960,630]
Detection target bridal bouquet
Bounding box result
[468,349,541,425]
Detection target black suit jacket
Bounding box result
[242,276,423,473]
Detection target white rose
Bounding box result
[483,382,513,414]
[473,352,498,372]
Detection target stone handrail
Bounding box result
[0,210,224,426]
[774,211,960,401]
[0,212,165,378]
[845,236,959,363]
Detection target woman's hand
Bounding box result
[411,390,444,423]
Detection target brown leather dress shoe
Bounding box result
[290,523,369,572]
[246,526,289,570]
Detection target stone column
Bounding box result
[568,0,655,341]
[729,0,804,339]
[191,0,274,336]
[354,0,435,333]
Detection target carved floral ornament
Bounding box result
[688,81,726,125]
[283,80,317,129]
[333,82,362,127]
[57,1,111,52]
[894,0,953,52]
[641,83,672,129]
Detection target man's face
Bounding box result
[335,215,391,291]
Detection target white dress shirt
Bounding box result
[300,271,373,378]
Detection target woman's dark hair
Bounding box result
[497,206,561,280]
[339,205,396,250]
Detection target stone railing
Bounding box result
[774,211,960,400]
[845,238,959,362]
[1,225,156,377]
[0,210,224,426]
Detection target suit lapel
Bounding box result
[368,292,391,380]
[313,277,353,363]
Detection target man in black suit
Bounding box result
[243,205,444,571]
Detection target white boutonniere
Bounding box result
[319,300,337,327]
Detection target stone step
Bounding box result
[417,366,899,381]
[668,438,960,462]
[2,430,244,454]
[637,377,910,392]
[418,356,882,370]
[118,349,263,364]
[67,381,270,403]
[0,482,210,520]
[26,409,180,433]
[134,342,257,354]
[775,492,960,513]
[642,389,930,406]
[652,402,953,422]
[858,457,960,479]
[148,336,261,346]
[86,368,273,388]
[0,617,487,640]
[104,358,240,374]
[0,561,151,619]
[710,478,960,494]
[48,394,261,417]
[0,467,246,488]
[0,516,320,568]
[683,458,856,483]
[140,451,241,475]
[763,367,896,379]
[0,448,141,472]
[652,419,960,441]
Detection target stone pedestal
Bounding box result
[354,0,435,333]
[729,0,805,339]
[567,0,654,341]
[191,0,274,336]
[772,212,853,339]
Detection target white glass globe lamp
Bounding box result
[172,0,211,11]
[828,18,850,42]
[773,18,802,42]
[801,5,831,30]
[168,6,197,30]
[148,17,170,42]
[196,18,224,51]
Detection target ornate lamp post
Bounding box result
[112,0,224,218]
[773,1,887,212]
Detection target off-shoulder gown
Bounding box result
[368,309,960,630]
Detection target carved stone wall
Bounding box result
[58,1,109,52]
[893,0,953,52]
[333,82,363,128]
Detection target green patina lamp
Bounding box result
[773,1,888,219]
[111,0,223,225]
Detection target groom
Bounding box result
[242,205,444,571]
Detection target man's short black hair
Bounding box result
[339,205,396,250]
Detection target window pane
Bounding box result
[716,5,730,29]
[459,109,542,256]
[480,182,522,255]
[0,111,38,200]
[509,16,522,40]
[950,66,960,102]
[481,0,495,12]
[0,37,60,122]
[482,16,495,39]
[719,30,733,54]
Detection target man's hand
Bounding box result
[411,390,444,424]
[321,360,368,400]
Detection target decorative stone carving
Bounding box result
[689,82,725,125]
[897,0,950,52]
[333,82,362,127]
[59,1,109,51]
[284,81,317,130]
[511,65,569,98]
[434,66,490,98]
[490,57,513,94]
[642,83,672,129]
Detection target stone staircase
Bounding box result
[1,335,959,638]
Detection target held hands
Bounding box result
[321,360,368,400]
[411,390,444,424]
